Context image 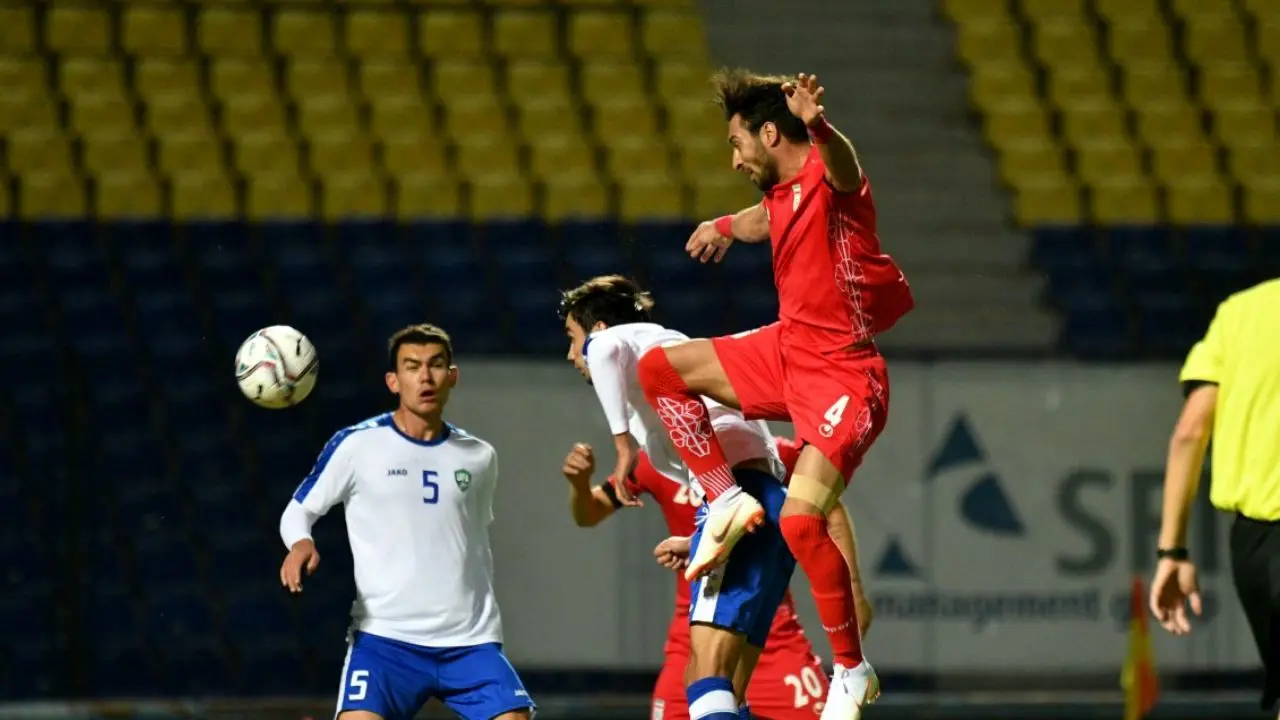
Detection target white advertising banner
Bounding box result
[445,360,1257,672]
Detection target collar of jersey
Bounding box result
[387,416,453,447]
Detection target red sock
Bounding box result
[636,348,738,500]
[780,514,863,667]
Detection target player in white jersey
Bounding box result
[559,275,796,720]
[278,323,534,720]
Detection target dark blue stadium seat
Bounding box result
[1138,306,1202,357]
[209,287,274,344]
[655,288,731,338]
[159,637,233,696]
[729,288,780,330]
[131,530,197,586]
[1044,266,1120,313]
[363,287,424,341]
[717,243,773,288]
[485,220,558,283]
[85,638,154,697]
[0,639,60,699]
[116,478,184,533]
[163,379,224,430]
[633,223,716,287]
[560,220,628,281]
[1184,226,1248,272]
[224,588,295,638]
[343,229,421,299]
[1105,226,1177,270]
[32,222,100,286]
[235,638,306,695]
[0,245,47,345]
[506,285,567,355]
[187,222,261,294]
[144,582,217,639]
[189,479,256,522]
[111,223,181,287]
[96,427,154,477]
[1062,308,1130,358]
[260,222,333,289]
[60,285,124,333]
[1254,229,1280,276]
[1031,225,1098,270]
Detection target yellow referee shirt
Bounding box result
[1180,278,1280,520]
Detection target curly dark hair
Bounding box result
[711,68,810,143]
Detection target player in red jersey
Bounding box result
[562,439,872,720]
[634,69,913,719]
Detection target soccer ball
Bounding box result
[234,325,319,409]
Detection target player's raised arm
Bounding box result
[783,73,864,193]
[689,204,769,264]
[562,443,621,527]
[279,430,356,592]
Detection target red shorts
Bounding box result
[652,650,829,720]
[712,322,889,479]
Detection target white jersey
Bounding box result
[584,322,783,493]
[279,413,503,648]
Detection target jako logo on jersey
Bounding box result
[387,468,408,477]
[454,469,471,491]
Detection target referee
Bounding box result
[1150,278,1280,709]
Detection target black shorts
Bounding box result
[1229,514,1280,709]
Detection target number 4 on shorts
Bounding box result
[819,395,849,438]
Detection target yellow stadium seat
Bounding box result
[145,95,213,136]
[0,173,10,217]
[1119,61,1187,105]
[1090,177,1159,222]
[692,178,756,218]
[96,171,162,218]
[1074,140,1144,185]
[528,136,598,179]
[676,141,726,179]
[997,138,1066,187]
[170,172,238,220]
[1013,176,1083,225]
[380,134,451,178]
[1149,139,1218,182]
[942,0,1010,23]
[455,138,521,179]
[0,6,35,53]
[605,136,672,178]
[665,99,724,139]
[619,175,684,221]
[59,58,125,98]
[1164,176,1235,223]
[220,95,288,135]
[346,10,410,57]
[82,133,149,175]
[273,9,337,57]
[0,93,58,135]
[1105,16,1174,63]
[506,62,573,107]
[1031,19,1100,69]
[593,98,660,140]
[1198,62,1263,105]
[246,173,314,219]
[1229,144,1280,184]
[653,61,707,105]
[1256,19,1280,65]
[308,132,376,176]
[1211,100,1276,148]
[285,60,350,100]
[20,170,86,219]
[1243,0,1279,19]
[492,10,558,59]
[1046,65,1112,106]
[358,60,422,100]
[209,59,276,99]
[1094,0,1161,20]
[418,11,485,60]
[640,11,708,59]
[580,62,646,104]
[370,98,438,140]
[632,0,696,6]
[1183,17,1249,63]
[1020,0,1086,22]
[47,6,111,55]
[198,8,263,56]
[957,20,1023,68]
[1133,101,1201,143]
[156,132,225,175]
[983,99,1051,147]
[443,96,511,140]
[68,94,137,138]
[432,61,497,99]
[967,63,1037,108]
[1169,0,1237,20]
[1059,100,1128,146]
[1242,179,1280,223]
[517,97,585,140]
[122,5,187,56]
[469,176,534,219]
[544,176,610,221]
[0,59,45,96]
[395,174,462,219]
[7,129,73,175]
[321,173,389,219]
[233,132,301,176]
[135,59,201,99]
[568,11,635,59]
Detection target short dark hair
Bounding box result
[387,323,453,369]
[711,68,810,143]
[559,274,655,331]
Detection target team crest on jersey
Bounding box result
[454,469,472,491]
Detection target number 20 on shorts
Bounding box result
[818,395,849,439]
[784,666,825,708]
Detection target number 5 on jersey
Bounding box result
[818,395,849,439]
[423,470,439,504]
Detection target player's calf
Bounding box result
[687,624,747,720]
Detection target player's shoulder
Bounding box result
[446,424,498,461]
[324,412,395,452]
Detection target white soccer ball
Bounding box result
[234,325,319,409]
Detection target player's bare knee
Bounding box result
[490,710,533,720]
[688,623,743,681]
[337,711,385,720]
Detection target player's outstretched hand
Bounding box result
[1149,557,1202,635]
[562,443,595,487]
[781,73,826,128]
[653,536,691,571]
[687,220,732,264]
[281,538,320,594]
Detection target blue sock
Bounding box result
[687,676,738,720]
[738,703,751,719]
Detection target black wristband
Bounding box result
[600,481,624,509]
[1156,547,1189,561]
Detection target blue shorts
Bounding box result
[688,468,795,648]
[336,631,535,720]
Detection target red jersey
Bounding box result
[762,146,914,351]
[626,442,810,659]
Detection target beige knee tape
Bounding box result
[787,473,841,514]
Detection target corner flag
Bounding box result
[1122,575,1159,720]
